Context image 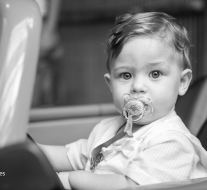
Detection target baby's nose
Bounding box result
[130,77,147,94]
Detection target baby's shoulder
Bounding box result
[150,113,189,136]
[90,116,124,137]
[141,117,193,149]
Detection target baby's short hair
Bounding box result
[106,12,192,71]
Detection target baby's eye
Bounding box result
[149,71,162,78]
[120,72,131,80]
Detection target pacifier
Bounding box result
[121,94,153,136]
[122,94,153,121]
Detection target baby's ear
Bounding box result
[178,69,192,96]
[104,73,112,92]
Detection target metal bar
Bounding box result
[29,103,118,122]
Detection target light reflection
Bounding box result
[0,19,28,145]
[27,18,34,28]
[6,4,10,8]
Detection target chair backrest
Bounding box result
[197,119,207,150]
[175,75,207,136]
[0,0,41,147]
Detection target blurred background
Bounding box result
[24,0,207,145]
[31,0,207,108]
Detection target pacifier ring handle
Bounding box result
[123,100,145,121]
[123,109,144,122]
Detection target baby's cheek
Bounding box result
[153,97,175,114]
[113,98,122,114]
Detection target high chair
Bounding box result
[0,0,64,189]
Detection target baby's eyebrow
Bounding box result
[148,62,170,68]
[114,66,132,71]
[148,62,167,66]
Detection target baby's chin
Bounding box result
[133,114,162,126]
[133,119,153,126]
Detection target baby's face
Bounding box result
[105,36,189,125]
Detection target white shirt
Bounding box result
[66,110,207,185]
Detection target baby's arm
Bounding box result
[37,144,73,172]
[69,170,138,190]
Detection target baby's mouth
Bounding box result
[122,94,153,122]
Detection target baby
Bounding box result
[38,12,207,189]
